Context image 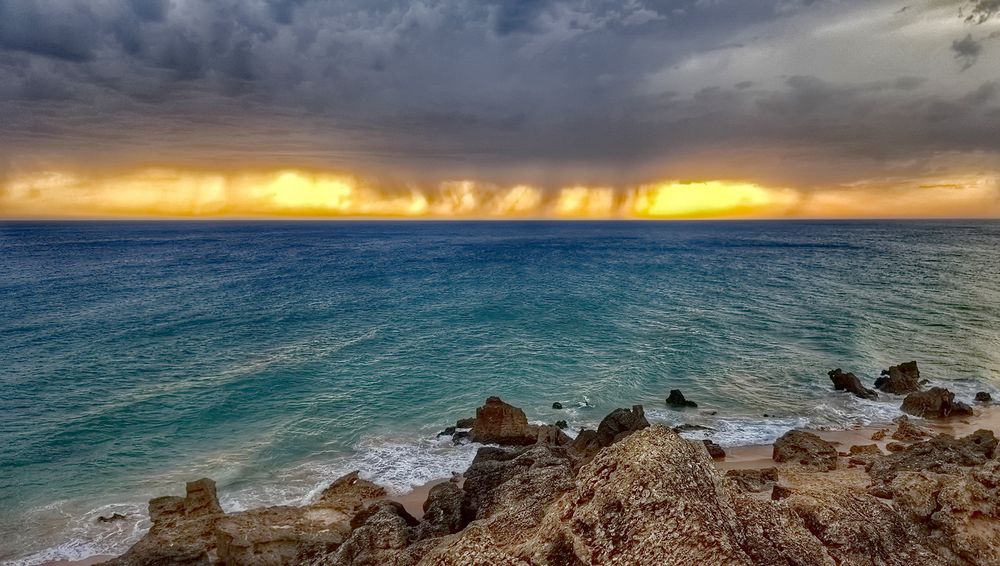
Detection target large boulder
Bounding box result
[828,369,878,400]
[595,405,650,447]
[321,502,426,566]
[867,430,998,488]
[107,478,225,566]
[469,397,537,445]
[415,482,464,539]
[461,444,574,523]
[874,362,922,395]
[900,387,974,419]
[422,426,833,565]
[772,430,838,471]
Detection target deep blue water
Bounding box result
[2,220,999,563]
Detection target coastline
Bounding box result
[34,400,999,566]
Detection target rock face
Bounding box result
[594,405,649,449]
[702,439,726,460]
[772,430,838,471]
[828,368,878,400]
[901,387,974,419]
[469,397,538,445]
[666,389,698,408]
[874,361,922,394]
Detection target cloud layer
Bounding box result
[0,0,999,214]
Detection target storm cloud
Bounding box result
[0,0,998,191]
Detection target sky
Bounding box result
[1,0,999,219]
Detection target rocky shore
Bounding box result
[56,362,1000,566]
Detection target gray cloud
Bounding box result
[0,0,997,189]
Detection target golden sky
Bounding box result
[2,167,998,219]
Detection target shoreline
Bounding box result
[34,402,999,566]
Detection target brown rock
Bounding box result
[725,468,779,493]
[868,429,998,486]
[772,430,838,471]
[900,387,974,419]
[828,368,878,400]
[702,439,726,460]
[416,482,464,539]
[890,415,931,442]
[849,443,882,456]
[215,505,351,565]
[886,442,907,452]
[594,405,649,447]
[874,361,922,395]
[469,397,538,446]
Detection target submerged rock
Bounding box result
[875,361,922,395]
[97,513,127,523]
[975,391,993,403]
[552,402,563,410]
[828,368,878,400]
[901,387,974,419]
[665,389,698,408]
[772,430,838,471]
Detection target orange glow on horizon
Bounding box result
[1,167,998,220]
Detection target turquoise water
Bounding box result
[2,220,999,563]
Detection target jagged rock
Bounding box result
[568,429,601,458]
[702,439,726,460]
[437,426,456,437]
[416,482,464,539]
[891,415,931,442]
[849,443,881,456]
[455,417,475,429]
[460,444,574,524]
[886,442,907,453]
[595,405,649,447]
[875,361,922,395]
[871,429,889,441]
[321,502,425,566]
[773,430,838,471]
[868,430,998,486]
[316,471,387,513]
[107,478,224,566]
[552,402,563,410]
[828,368,878,400]
[900,387,974,419]
[725,468,778,493]
[554,420,567,429]
[424,426,832,565]
[666,389,697,408]
[97,513,127,523]
[886,460,1000,564]
[975,391,993,403]
[469,397,538,446]
[215,505,351,565]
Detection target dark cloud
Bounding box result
[0,0,997,189]
[952,33,983,69]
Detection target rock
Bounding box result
[874,361,922,395]
[551,402,563,410]
[828,368,878,400]
[437,426,456,437]
[461,444,574,524]
[97,513,127,523]
[702,439,726,460]
[321,502,426,566]
[554,420,567,429]
[975,391,993,403]
[890,415,931,442]
[725,468,778,493]
[871,429,889,441]
[888,460,1000,564]
[900,387,974,419]
[886,442,907,452]
[772,430,838,471]
[316,471,387,513]
[594,405,649,448]
[452,431,470,445]
[849,443,882,456]
[215,505,351,565]
[416,482,464,539]
[469,397,538,446]
[108,478,225,566]
[672,423,714,433]
[665,389,697,408]
[455,417,475,429]
[868,430,998,486]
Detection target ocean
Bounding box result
[2,220,999,563]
